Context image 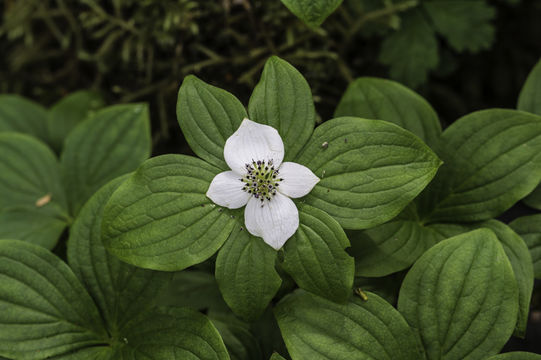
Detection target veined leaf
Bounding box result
[280,0,343,27]
[215,226,282,321]
[478,220,533,338]
[68,175,171,332]
[0,240,108,359]
[0,208,66,249]
[0,95,49,143]
[114,307,229,359]
[211,317,262,360]
[102,154,237,271]
[518,59,541,209]
[348,206,467,277]
[275,290,424,360]
[418,109,541,223]
[379,9,438,88]
[334,77,441,146]
[296,117,441,229]
[398,229,519,360]
[0,133,67,211]
[424,1,495,52]
[48,90,105,152]
[61,103,151,216]
[0,133,68,248]
[177,75,247,170]
[518,58,541,116]
[282,203,354,303]
[158,270,226,312]
[510,214,541,279]
[248,56,316,161]
[486,352,541,360]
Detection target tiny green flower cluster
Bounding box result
[240,159,283,204]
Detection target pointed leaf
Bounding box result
[215,226,282,321]
[0,133,68,248]
[335,77,441,146]
[0,95,49,142]
[0,133,67,211]
[0,208,66,249]
[177,75,247,170]
[282,203,354,302]
[68,175,171,332]
[0,240,108,359]
[478,220,533,338]
[48,90,105,152]
[398,229,519,360]
[486,352,541,360]
[295,117,441,229]
[379,9,438,88]
[510,214,541,279]
[275,290,424,360]
[348,207,461,277]
[424,1,495,52]
[248,56,315,161]
[158,270,226,312]
[211,318,262,360]
[518,58,541,116]
[280,0,343,27]
[61,103,151,216]
[102,155,237,271]
[418,109,541,223]
[116,307,229,359]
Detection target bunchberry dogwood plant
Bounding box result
[206,118,319,249]
[2,55,541,360]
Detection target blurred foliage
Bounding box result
[1,0,540,154]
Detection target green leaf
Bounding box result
[379,9,438,88]
[0,133,68,248]
[334,77,441,146]
[0,240,108,359]
[115,307,229,359]
[398,229,519,360]
[102,154,237,271]
[280,0,343,27]
[68,175,171,333]
[282,203,354,302]
[510,214,541,279]
[295,117,441,229]
[418,109,541,223]
[61,103,151,216]
[423,1,495,52]
[270,354,287,360]
[486,352,541,360]
[0,208,66,249]
[248,56,316,161]
[275,290,424,360]
[51,346,113,360]
[48,90,105,152]
[0,95,49,143]
[518,58,541,116]
[215,226,282,321]
[523,185,541,210]
[211,318,262,360]
[177,75,247,170]
[158,270,227,312]
[478,220,533,338]
[0,133,67,212]
[348,206,458,277]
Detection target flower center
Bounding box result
[240,159,283,204]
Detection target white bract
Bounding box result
[206,118,320,250]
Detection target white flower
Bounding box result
[206,118,320,250]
